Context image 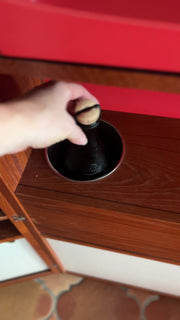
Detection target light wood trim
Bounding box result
[0,270,52,288]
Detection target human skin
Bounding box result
[0,81,98,157]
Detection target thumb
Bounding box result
[67,123,88,145]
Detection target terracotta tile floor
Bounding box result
[0,274,180,320]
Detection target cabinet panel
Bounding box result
[16,185,180,265]
[17,110,180,213]
[0,239,48,282]
[16,110,180,265]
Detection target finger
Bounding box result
[67,124,88,145]
[65,82,99,104]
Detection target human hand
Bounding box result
[0,81,99,156]
[21,81,99,148]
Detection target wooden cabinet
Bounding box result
[15,108,180,264]
[15,100,180,295]
[1,58,180,295]
[0,73,64,286]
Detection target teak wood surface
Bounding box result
[0,73,42,192]
[2,56,180,270]
[16,110,180,265]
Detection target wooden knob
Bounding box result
[74,99,100,126]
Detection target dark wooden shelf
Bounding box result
[2,57,180,95]
[0,210,8,222]
[0,220,22,243]
[16,110,180,265]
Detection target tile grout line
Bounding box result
[140,295,160,320]
[35,278,160,320]
[55,277,84,301]
[53,277,84,320]
[126,288,160,320]
[35,276,84,320]
[35,278,61,320]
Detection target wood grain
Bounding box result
[0,74,43,191]
[18,110,180,213]
[0,175,64,273]
[16,184,180,265]
[16,110,180,264]
[0,150,31,192]
[1,57,180,94]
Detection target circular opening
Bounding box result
[46,121,124,181]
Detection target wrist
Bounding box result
[0,101,37,155]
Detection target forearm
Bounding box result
[0,101,35,156]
